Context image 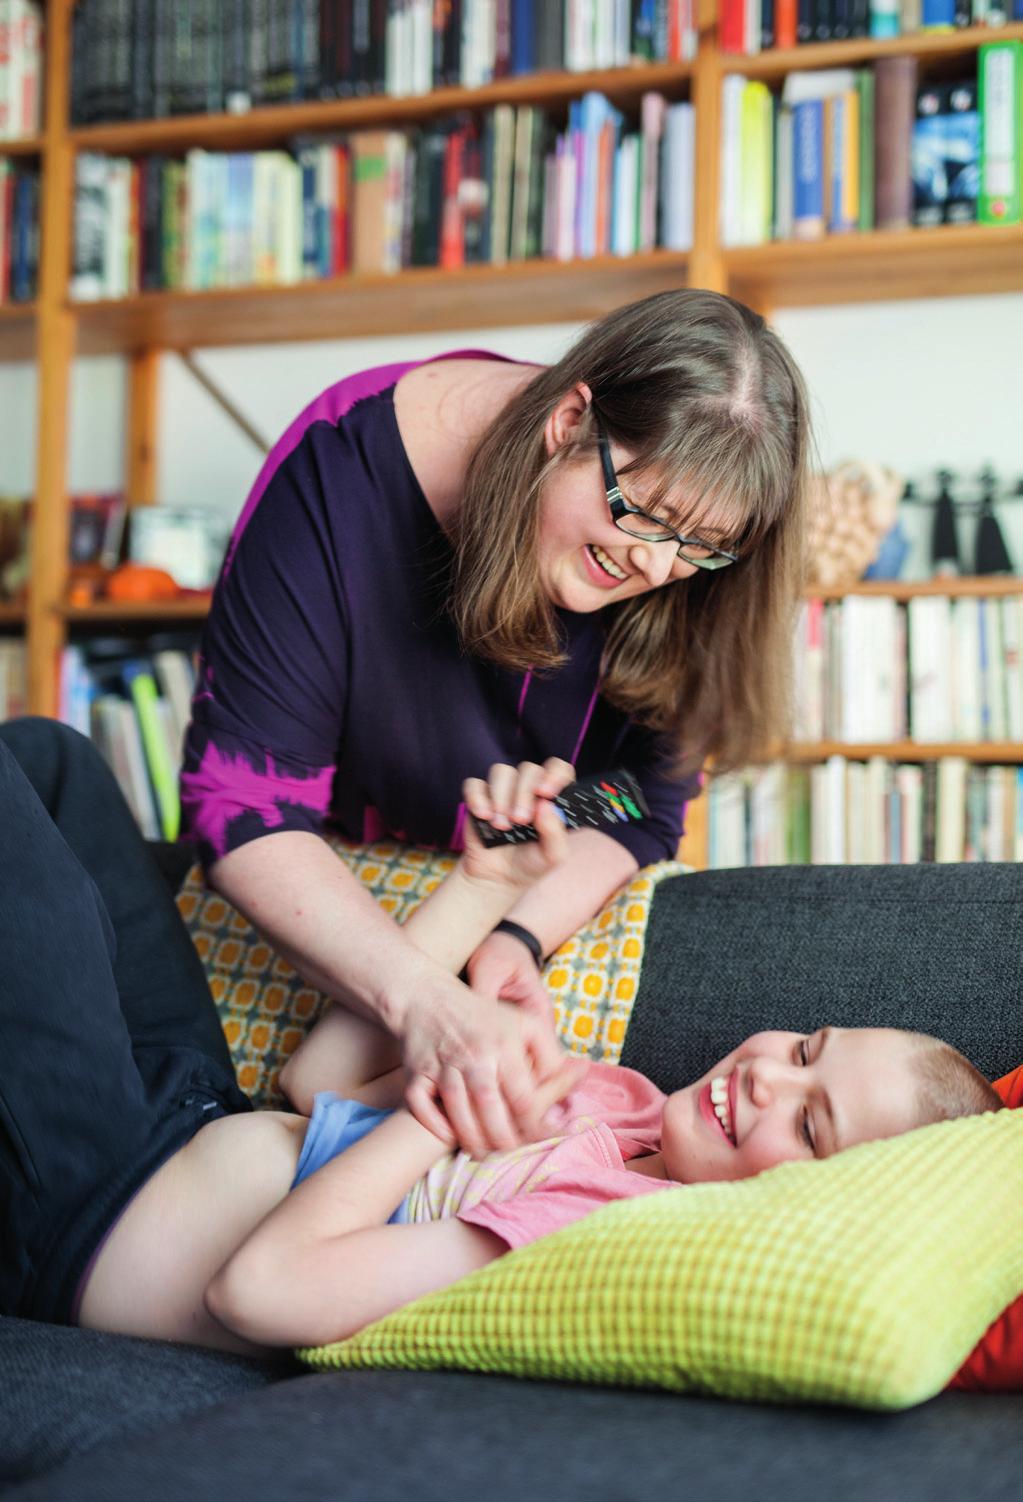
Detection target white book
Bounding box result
[845,761,866,863]
[153,649,195,755]
[839,596,879,742]
[1002,596,1023,741]
[981,597,1007,741]
[781,68,859,105]
[907,595,953,742]
[750,763,785,865]
[1017,769,1023,861]
[611,134,638,257]
[661,102,695,252]
[708,774,746,869]
[936,756,968,862]
[745,0,761,54]
[951,598,982,742]
[70,153,107,302]
[0,1,10,139]
[896,764,923,864]
[986,766,1006,863]
[865,756,888,864]
[277,153,304,284]
[719,74,745,248]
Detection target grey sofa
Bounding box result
[3,861,1021,1501]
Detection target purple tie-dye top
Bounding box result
[179,351,700,872]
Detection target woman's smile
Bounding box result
[582,542,630,588]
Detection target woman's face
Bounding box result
[535,387,740,614]
[659,1027,926,1184]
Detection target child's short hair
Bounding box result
[906,1032,1004,1125]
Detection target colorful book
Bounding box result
[979,40,1022,226]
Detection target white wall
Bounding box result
[1,289,1020,576]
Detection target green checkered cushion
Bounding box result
[296,1108,1023,1410]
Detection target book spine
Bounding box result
[792,99,825,240]
[124,662,181,840]
[978,40,1022,226]
[775,0,797,46]
[921,0,954,24]
[912,80,948,227]
[874,55,917,229]
[869,0,900,36]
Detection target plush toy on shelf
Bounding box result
[804,459,905,590]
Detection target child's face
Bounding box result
[659,1027,924,1184]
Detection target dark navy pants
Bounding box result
[0,718,251,1325]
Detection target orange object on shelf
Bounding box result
[104,563,181,602]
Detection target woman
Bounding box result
[180,289,812,1155]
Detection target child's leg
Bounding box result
[0,721,247,1326]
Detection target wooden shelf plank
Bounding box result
[0,603,26,627]
[807,575,1023,601]
[725,222,1023,309]
[61,596,213,623]
[0,303,37,361]
[71,251,690,353]
[0,135,44,156]
[715,21,1023,79]
[70,61,695,155]
[785,742,1023,762]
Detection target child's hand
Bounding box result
[461,759,575,890]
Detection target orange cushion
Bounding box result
[947,1066,1023,1392]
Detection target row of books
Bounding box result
[0,156,39,302]
[720,0,1022,55]
[721,42,1022,245]
[0,637,25,719]
[58,640,197,841]
[70,90,694,296]
[793,593,1023,745]
[0,0,42,140]
[708,758,1023,867]
[69,0,697,126]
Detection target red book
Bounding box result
[439,128,466,269]
[719,0,745,53]
[333,145,350,276]
[775,0,797,48]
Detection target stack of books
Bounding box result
[69,0,697,125]
[793,592,1023,746]
[59,637,197,840]
[707,758,1023,867]
[0,0,43,140]
[0,156,39,303]
[719,0,1020,54]
[720,40,1021,245]
[70,89,696,297]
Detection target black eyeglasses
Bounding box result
[595,418,739,571]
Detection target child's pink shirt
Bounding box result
[404,1062,678,1250]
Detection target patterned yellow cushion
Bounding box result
[296,1109,1023,1410]
[176,839,689,1108]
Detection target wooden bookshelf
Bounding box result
[0,303,37,361]
[811,575,1023,602]
[14,0,1023,881]
[72,252,691,355]
[786,742,1023,763]
[60,596,213,623]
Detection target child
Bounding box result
[0,722,1001,1362]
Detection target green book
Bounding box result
[124,662,181,841]
[856,69,875,232]
[979,40,1022,227]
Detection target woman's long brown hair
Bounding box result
[451,289,813,775]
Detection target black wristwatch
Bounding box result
[492,919,544,971]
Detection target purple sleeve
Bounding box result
[180,427,348,869]
[602,723,703,867]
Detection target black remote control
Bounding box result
[470,770,650,847]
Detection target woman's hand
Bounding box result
[402,980,586,1159]
[460,758,575,889]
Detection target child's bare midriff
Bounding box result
[76,1109,309,1357]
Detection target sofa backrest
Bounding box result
[624,863,1023,1092]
